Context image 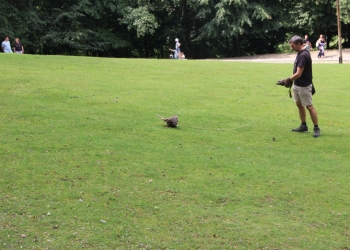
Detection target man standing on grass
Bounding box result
[175,38,181,59]
[2,36,13,53]
[277,35,320,137]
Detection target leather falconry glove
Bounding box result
[276,78,293,88]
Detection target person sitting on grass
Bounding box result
[303,34,312,52]
[169,48,176,59]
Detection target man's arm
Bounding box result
[290,66,304,81]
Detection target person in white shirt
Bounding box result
[2,36,13,53]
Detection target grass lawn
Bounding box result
[0,54,350,249]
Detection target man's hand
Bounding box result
[276,78,293,88]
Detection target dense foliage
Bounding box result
[0,0,348,58]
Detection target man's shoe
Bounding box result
[292,125,308,132]
[313,127,321,138]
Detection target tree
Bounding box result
[339,0,350,46]
[196,0,285,57]
[0,0,347,58]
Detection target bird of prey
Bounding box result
[157,114,178,128]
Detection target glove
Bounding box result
[276,78,293,88]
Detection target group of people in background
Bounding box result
[1,34,329,59]
[169,38,185,59]
[303,34,327,58]
[170,35,327,60]
[1,36,24,54]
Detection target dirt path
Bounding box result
[219,49,350,63]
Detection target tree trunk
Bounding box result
[181,0,192,58]
[226,36,230,57]
[345,24,349,48]
[326,29,331,50]
[232,35,240,57]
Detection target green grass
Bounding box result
[1,54,350,249]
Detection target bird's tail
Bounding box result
[156,114,166,120]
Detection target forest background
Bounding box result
[1,0,350,59]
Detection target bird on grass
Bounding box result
[157,114,178,128]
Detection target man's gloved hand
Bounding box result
[276,78,293,88]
